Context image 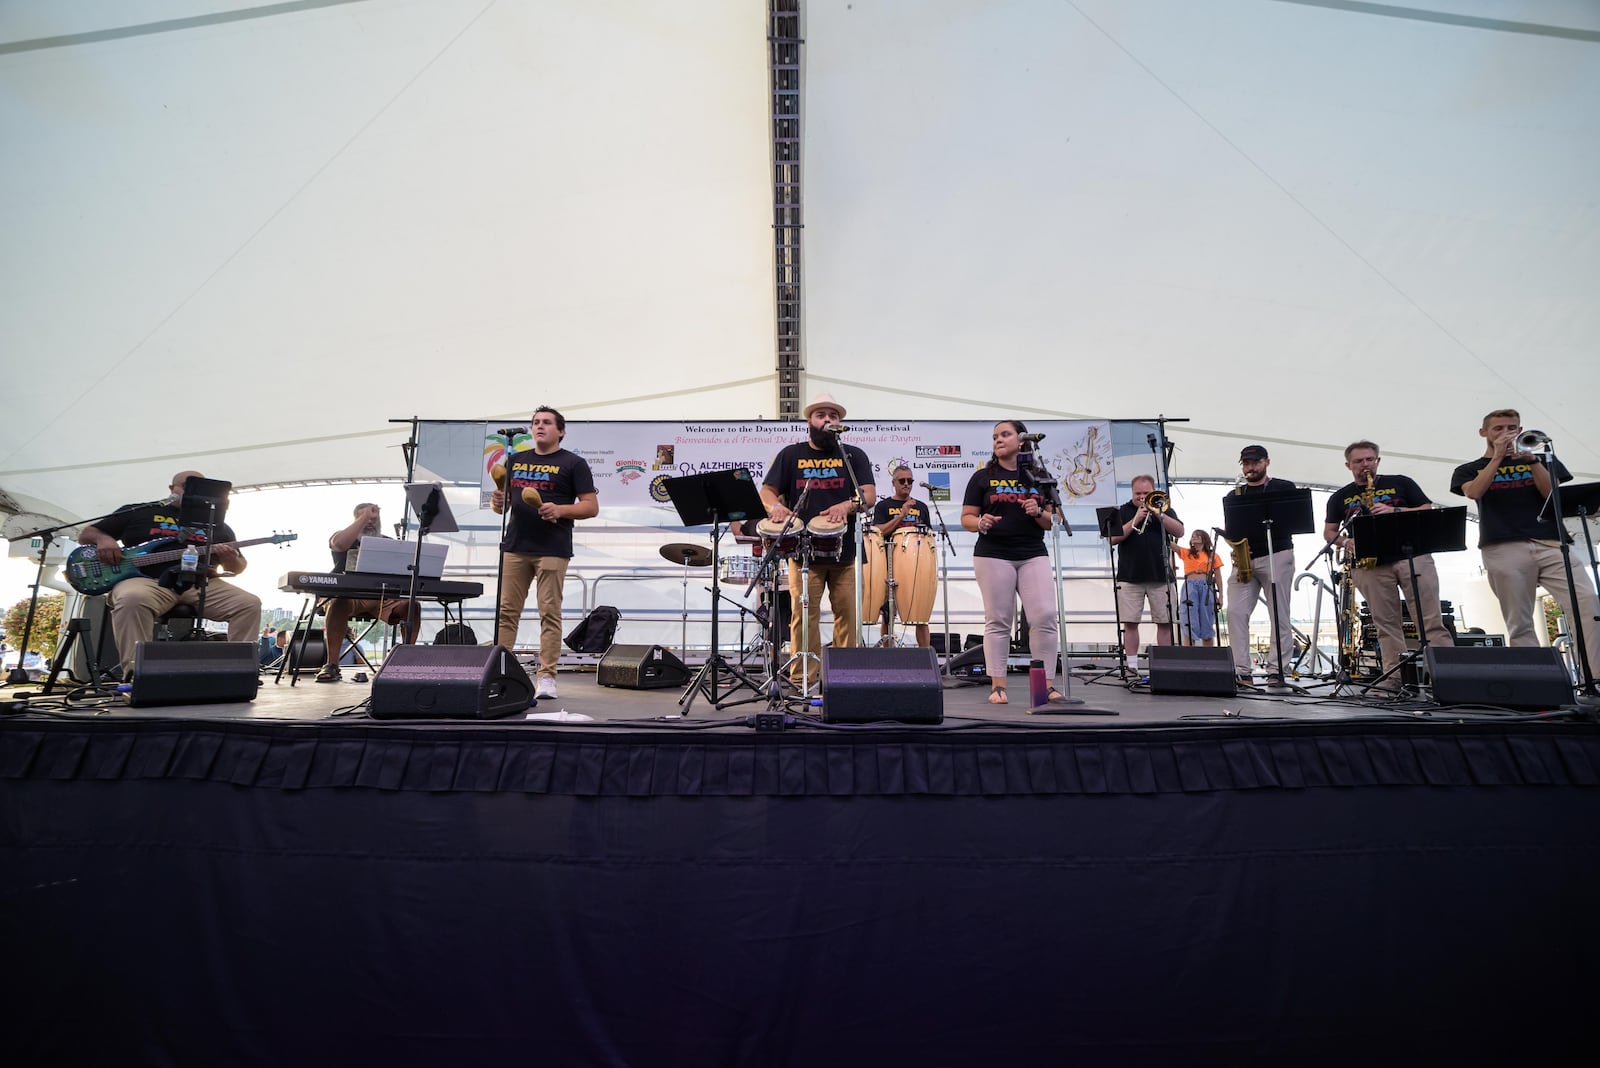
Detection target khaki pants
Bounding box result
[107,576,262,676]
[786,559,859,680]
[1481,539,1600,678]
[1352,554,1453,683]
[498,552,569,679]
[1227,548,1294,677]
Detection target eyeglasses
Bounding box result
[894,478,913,484]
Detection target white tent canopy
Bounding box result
[3,0,1597,529]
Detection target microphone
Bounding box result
[918,482,938,492]
[1018,432,1046,444]
[824,423,849,434]
[496,426,525,438]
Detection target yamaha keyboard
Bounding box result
[279,571,483,601]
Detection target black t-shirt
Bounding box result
[1323,474,1433,565]
[763,440,875,564]
[1220,477,1298,558]
[1115,500,1181,583]
[1451,455,1573,546]
[501,448,597,558]
[963,465,1049,561]
[93,502,239,580]
[873,496,929,529]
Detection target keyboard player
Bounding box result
[316,502,419,683]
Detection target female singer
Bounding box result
[961,419,1060,705]
[1173,529,1224,646]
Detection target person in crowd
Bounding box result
[491,406,599,700]
[760,393,875,686]
[78,470,261,678]
[961,420,1060,705]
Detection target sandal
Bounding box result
[987,687,1008,705]
[1047,688,1064,703]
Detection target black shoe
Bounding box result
[314,665,342,683]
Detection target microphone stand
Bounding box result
[830,427,869,648]
[922,486,958,676]
[1020,444,1083,707]
[490,427,522,643]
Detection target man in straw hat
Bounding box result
[760,393,876,686]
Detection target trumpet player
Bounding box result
[1110,475,1183,665]
[1452,409,1600,678]
[1323,441,1451,693]
[490,405,599,699]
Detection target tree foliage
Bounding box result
[4,594,65,658]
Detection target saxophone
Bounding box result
[1355,472,1378,570]
[1222,476,1253,583]
[1340,557,1363,662]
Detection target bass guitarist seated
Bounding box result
[78,469,263,679]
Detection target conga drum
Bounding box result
[805,516,847,561]
[857,529,888,623]
[891,528,938,625]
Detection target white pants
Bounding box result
[1481,539,1600,680]
[1226,548,1294,677]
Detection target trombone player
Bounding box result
[1322,440,1452,694]
[1109,475,1183,668]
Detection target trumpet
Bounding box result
[1132,490,1169,534]
[1517,429,1552,452]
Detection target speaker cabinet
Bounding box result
[1148,646,1238,697]
[128,642,260,707]
[821,646,944,724]
[597,644,691,690]
[1426,645,1571,710]
[945,644,990,681]
[370,644,533,719]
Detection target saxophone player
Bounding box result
[1323,440,1453,694]
[1223,445,1298,685]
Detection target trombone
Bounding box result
[1132,490,1169,534]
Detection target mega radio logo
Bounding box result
[916,444,963,457]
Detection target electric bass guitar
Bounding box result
[65,532,298,595]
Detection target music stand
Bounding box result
[176,477,232,635]
[662,468,768,712]
[1091,505,1134,681]
[402,482,458,624]
[1222,488,1314,686]
[1349,507,1467,696]
[1554,481,1600,701]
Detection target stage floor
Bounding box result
[3,656,1549,729]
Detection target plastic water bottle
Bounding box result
[1029,659,1049,707]
[346,543,359,573]
[180,546,198,573]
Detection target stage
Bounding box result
[3,666,1598,1066]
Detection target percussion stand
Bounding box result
[721,543,792,711]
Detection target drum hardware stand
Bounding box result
[659,542,711,653]
[720,538,793,711]
[876,531,900,647]
[660,469,769,714]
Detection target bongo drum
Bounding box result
[805,516,847,561]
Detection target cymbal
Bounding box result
[660,542,713,567]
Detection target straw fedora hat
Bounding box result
[802,392,847,420]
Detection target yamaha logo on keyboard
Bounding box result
[301,575,339,585]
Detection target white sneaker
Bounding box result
[535,676,558,700]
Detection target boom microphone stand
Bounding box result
[489,426,524,640]
[921,482,958,676]
[1018,443,1084,708]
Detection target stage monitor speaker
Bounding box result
[128,641,259,707]
[370,644,532,719]
[1425,646,1571,710]
[821,646,944,724]
[944,643,990,683]
[1453,633,1505,648]
[284,628,327,673]
[1148,646,1238,697]
[597,644,691,690]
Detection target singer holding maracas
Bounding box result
[961,419,1061,705]
[489,405,598,700]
